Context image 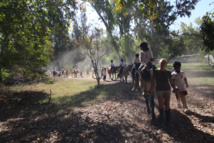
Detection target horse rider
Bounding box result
[132,42,154,91]
[118,59,126,76]
[73,67,75,73]
[110,60,115,71]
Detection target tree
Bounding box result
[159,37,185,62]
[180,22,202,54]
[79,29,108,87]
[71,8,108,86]
[200,12,214,52]
[119,34,135,63]
[132,0,199,59]
[89,0,122,62]
[0,0,76,81]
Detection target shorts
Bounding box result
[156,90,171,97]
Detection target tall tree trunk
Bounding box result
[91,60,100,87]
[92,5,121,62]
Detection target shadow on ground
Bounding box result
[0,81,214,142]
[0,82,145,142]
[154,109,214,143]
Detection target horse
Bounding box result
[118,65,132,83]
[61,69,68,78]
[107,66,119,80]
[53,71,57,77]
[71,69,79,78]
[138,63,156,120]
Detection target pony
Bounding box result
[138,63,156,120]
[71,69,79,78]
[107,66,119,80]
[118,65,132,83]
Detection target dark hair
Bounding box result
[173,61,181,68]
[136,54,139,57]
[140,42,149,51]
[111,60,113,62]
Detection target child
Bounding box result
[73,66,75,73]
[171,61,189,109]
[134,54,141,69]
[131,54,141,91]
[119,59,126,76]
[139,42,154,70]
[154,58,176,124]
[110,60,114,71]
[103,68,107,81]
[132,42,154,91]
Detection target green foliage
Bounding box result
[89,0,122,61]
[119,34,135,63]
[159,37,184,61]
[132,0,199,59]
[115,0,159,20]
[180,22,202,54]
[0,69,13,80]
[200,12,214,52]
[0,0,76,80]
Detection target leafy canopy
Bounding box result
[0,0,76,80]
[200,12,214,52]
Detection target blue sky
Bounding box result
[170,0,214,31]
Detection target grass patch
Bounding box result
[166,62,213,72]
[188,77,214,85]
[10,78,97,103]
[4,78,122,110]
[2,62,213,110]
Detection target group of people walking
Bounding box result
[131,42,189,125]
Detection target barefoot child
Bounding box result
[172,61,189,109]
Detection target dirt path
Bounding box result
[0,77,214,143]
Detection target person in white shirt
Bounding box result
[119,59,126,76]
[110,60,115,71]
[131,54,141,91]
[133,54,141,69]
[139,42,154,69]
[132,42,154,91]
[172,61,189,109]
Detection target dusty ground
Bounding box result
[0,76,214,143]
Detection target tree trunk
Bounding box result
[91,60,100,87]
[92,4,121,62]
[109,33,121,62]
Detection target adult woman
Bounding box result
[154,58,175,124]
